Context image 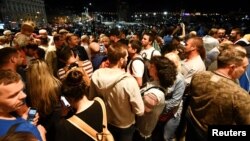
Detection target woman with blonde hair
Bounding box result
[26,59,62,141]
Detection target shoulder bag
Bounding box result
[67,97,114,141]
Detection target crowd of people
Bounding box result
[0,17,250,141]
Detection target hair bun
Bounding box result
[65,70,83,86]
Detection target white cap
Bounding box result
[39,29,47,34]
[3,30,12,35]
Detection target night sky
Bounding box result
[44,0,249,14]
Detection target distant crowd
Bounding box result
[0,18,250,141]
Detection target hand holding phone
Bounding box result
[61,96,71,107]
[27,107,37,123]
[60,96,74,117]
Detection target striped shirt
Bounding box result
[57,60,93,80]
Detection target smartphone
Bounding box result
[60,95,71,107]
[99,44,105,54]
[27,107,37,122]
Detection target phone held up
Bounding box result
[27,107,37,122]
[60,95,75,118]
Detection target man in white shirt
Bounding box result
[140,32,161,60]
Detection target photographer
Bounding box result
[57,47,93,82]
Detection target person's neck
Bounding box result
[0,112,15,119]
[109,64,121,69]
[131,53,140,59]
[75,96,94,114]
[186,52,199,61]
[144,45,152,50]
[214,69,232,79]
[69,44,76,48]
[1,65,17,72]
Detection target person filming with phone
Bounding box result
[0,70,46,141]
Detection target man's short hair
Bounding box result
[0,70,21,86]
[143,32,155,42]
[58,47,74,63]
[0,47,18,67]
[107,42,127,64]
[53,34,62,42]
[65,33,76,43]
[25,43,38,50]
[129,40,142,53]
[217,45,246,68]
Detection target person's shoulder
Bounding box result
[198,70,212,76]
[55,118,71,131]
[79,59,92,66]
[14,118,39,133]
[192,71,211,80]
[119,72,139,83]
[76,45,87,51]
[132,58,144,65]
[153,49,161,55]
[176,72,185,82]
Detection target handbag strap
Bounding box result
[94,97,108,128]
[67,98,108,141]
[67,115,98,141]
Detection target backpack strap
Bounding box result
[150,50,156,59]
[141,86,165,96]
[129,57,144,75]
[141,50,156,60]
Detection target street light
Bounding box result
[36,11,40,27]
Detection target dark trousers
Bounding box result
[151,121,165,141]
[185,112,207,141]
[108,124,135,141]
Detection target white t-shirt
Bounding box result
[127,57,144,78]
[140,47,161,60]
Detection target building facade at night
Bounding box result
[0,0,47,28]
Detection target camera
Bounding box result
[27,107,37,122]
[68,62,79,70]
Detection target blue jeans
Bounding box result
[108,124,135,141]
[164,116,181,141]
